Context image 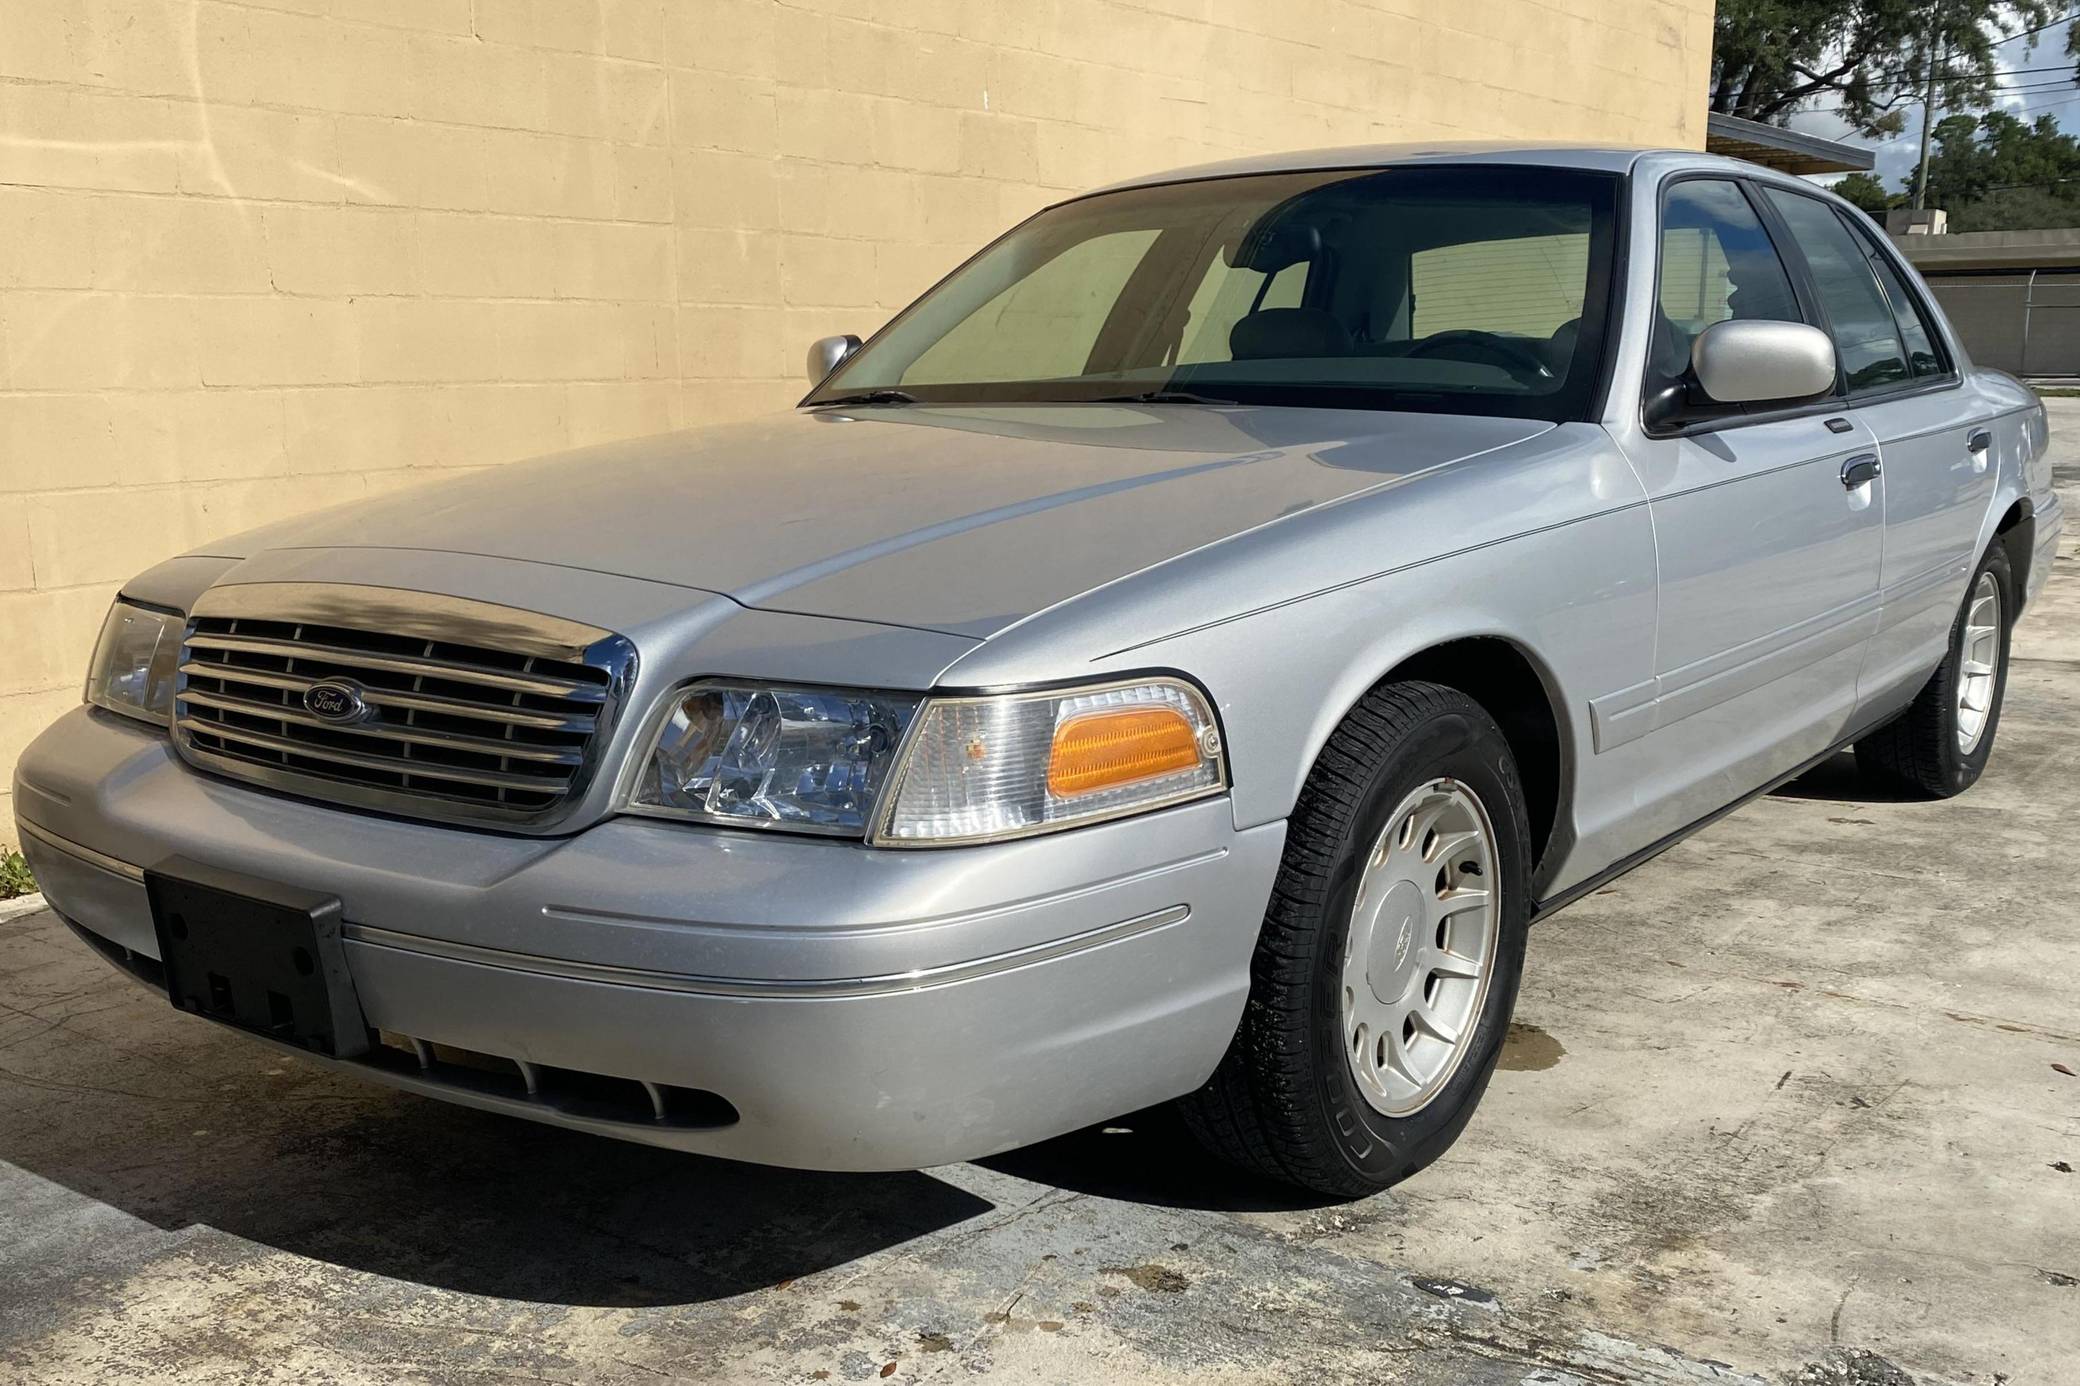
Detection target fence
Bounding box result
[1919,269,2080,377]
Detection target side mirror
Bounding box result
[806,334,862,387]
[1691,319,1836,404]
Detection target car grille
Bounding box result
[172,587,635,829]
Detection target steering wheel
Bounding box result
[1403,330,1555,385]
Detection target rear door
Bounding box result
[1757,187,1994,708]
[1608,175,1885,842]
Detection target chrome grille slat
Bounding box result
[178,689,587,765]
[171,587,636,830]
[175,664,593,732]
[182,721,573,792]
[185,633,606,700]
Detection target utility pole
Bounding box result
[1912,27,1940,211]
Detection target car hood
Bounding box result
[211,404,1554,638]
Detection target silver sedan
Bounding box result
[16,144,2061,1197]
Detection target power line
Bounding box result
[1920,172,2080,205]
[1854,56,2074,91]
[1821,18,2080,200]
[1726,67,2080,121]
[1967,77,2080,94]
[1977,173,2080,190]
[1927,81,2080,111]
[1725,70,2077,119]
[1820,9,2078,85]
[1866,69,2077,100]
[1993,9,2079,42]
[1997,88,2080,111]
[1719,9,2080,117]
[1947,64,2080,87]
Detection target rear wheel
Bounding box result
[1855,544,2013,798]
[1180,681,1531,1198]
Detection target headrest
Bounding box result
[1230,307,1349,360]
[1234,221,1321,273]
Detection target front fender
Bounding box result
[938,425,1659,892]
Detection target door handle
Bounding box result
[1841,454,1881,489]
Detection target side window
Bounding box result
[1762,188,1910,394]
[1852,226,1948,378]
[1651,179,1802,395]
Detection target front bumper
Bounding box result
[15,707,1284,1171]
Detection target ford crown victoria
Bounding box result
[16,144,2060,1196]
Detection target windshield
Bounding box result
[805,165,1621,420]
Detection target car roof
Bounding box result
[1086,142,1747,196]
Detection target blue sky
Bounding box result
[1791,16,2078,189]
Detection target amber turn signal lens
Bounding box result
[1047,706,1204,798]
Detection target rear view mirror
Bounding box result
[1691,319,1836,404]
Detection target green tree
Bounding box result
[1831,171,1896,213]
[1907,109,2080,224]
[1711,1,2073,133]
[1946,183,2080,230]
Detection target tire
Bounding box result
[1855,543,2014,798]
[1179,680,1532,1199]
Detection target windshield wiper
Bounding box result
[1087,389,1240,406]
[814,387,1239,407]
[811,388,919,407]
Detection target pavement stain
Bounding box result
[1286,1205,1391,1244]
[1498,1021,1565,1071]
[1100,1264,1189,1293]
[1786,1347,1920,1385]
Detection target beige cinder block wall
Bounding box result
[0,0,1715,846]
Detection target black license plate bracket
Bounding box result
[146,857,369,1059]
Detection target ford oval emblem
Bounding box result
[303,681,367,724]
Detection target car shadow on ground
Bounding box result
[0,1047,991,1308]
[1,960,1320,1310]
[1768,748,1924,804]
[982,1105,1338,1214]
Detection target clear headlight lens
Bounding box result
[84,600,183,727]
[878,679,1224,845]
[627,683,921,834]
[628,676,1226,844]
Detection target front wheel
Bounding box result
[1179,681,1532,1199]
[1855,543,2014,798]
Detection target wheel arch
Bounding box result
[1993,495,2035,612]
[1307,634,1575,891]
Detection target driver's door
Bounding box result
[1608,176,1884,843]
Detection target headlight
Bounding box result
[625,676,1226,845]
[627,683,921,834]
[84,600,183,727]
